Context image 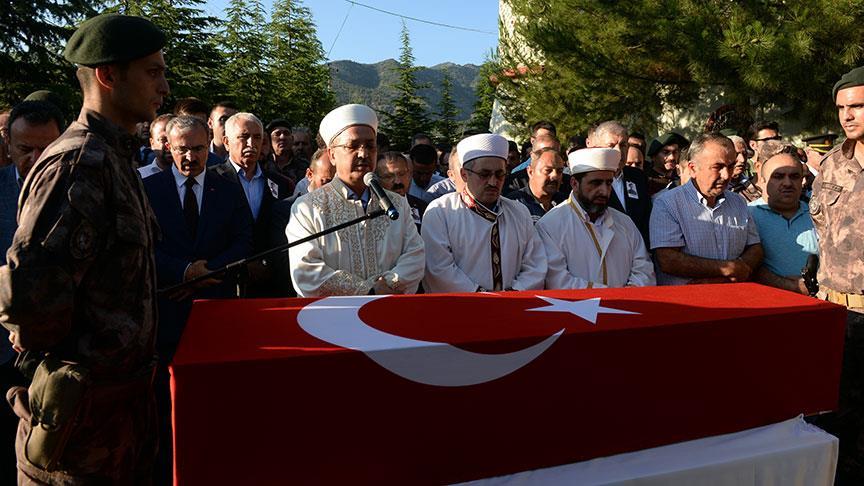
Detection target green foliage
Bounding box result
[113,0,225,107]
[0,0,101,110]
[499,0,864,138]
[435,69,460,145]
[382,21,433,151]
[268,0,335,128]
[216,0,273,118]
[467,54,499,133]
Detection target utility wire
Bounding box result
[328,1,354,58]
[344,0,496,35]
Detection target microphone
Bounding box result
[363,172,400,220]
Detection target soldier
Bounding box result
[0,13,168,484]
[810,65,864,482]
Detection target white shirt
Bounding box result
[171,164,204,214]
[286,177,425,297]
[138,161,163,179]
[537,193,655,289]
[420,192,547,293]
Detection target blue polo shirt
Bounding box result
[747,198,818,277]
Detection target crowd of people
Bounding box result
[0,11,863,486]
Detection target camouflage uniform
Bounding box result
[810,138,864,480]
[0,109,159,484]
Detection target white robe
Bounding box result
[421,192,547,293]
[286,177,425,297]
[536,194,656,289]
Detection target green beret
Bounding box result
[63,14,166,67]
[833,66,864,100]
[646,132,690,157]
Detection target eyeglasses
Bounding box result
[171,145,207,155]
[464,168,507,180]
[332,142,376,154]
[755,135,782,142]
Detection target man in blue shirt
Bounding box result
[747,141,817,294]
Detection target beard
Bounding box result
[577,192,607,216]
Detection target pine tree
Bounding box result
[435,69,460,145]
[382,21,432,151]
[216,0,273,118]
[499,0,864,137]
[467,56,498,134]
[113,0,225,107]
[0,0,100,109]
[268,0,335,128]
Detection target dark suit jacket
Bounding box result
[0,165,19,266]
[608,166,652,246]
[212,160,290,297]
[144,168,253,358]
[267,194,299,297]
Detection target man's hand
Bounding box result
[719,259,752,282]
[372,277,400,295]
[8,331,22,353]
[170,260,222,301]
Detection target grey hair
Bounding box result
[165,115,208,138]
[225,112,263,139]
[588,120,628,141]
[688,133,734,166]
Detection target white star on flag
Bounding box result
[526,296,639,325]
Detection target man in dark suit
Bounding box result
[212,113,292,297]
[586,121,652,246]
[0,99,62,482]
[144,115,253,358]
[143,115,252,484]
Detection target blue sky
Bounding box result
[205,0,499,67]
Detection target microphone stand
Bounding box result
[157,208,387,298]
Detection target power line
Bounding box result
[344,0,496,35]
[328,1,354,58]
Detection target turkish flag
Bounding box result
[171,284,845,485]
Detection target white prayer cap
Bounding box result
[567,147,620,175]
[456,133,509,166]
[319,104,378,147]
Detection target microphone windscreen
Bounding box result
[363,172,377,186]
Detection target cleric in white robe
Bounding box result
[286,104,424,296]
[537,147,655,289]
[421,133,547,293]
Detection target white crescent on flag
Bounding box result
[296,295,564,387]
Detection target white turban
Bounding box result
[319,104,378,147]
[456,133,509,166]
[567,147,620,175]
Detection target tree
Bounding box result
[0,0,101,109]
[216,0,273,118]
[467,55,499,134]
[268,0,335,128]
[435,69,460,145]
[382,21,433,151]
[112,0,225,107]
[498,0,864,138]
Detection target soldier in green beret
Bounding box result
[809,65,864,482]
[0,13,168,484]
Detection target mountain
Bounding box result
[328,59,480,121]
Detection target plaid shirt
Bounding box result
[649,180,760,286]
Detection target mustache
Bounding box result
[391,183,405,190]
